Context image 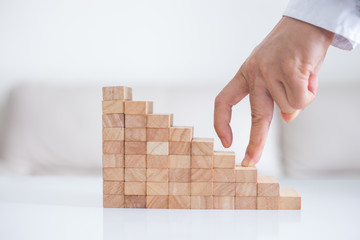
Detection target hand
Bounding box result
[214,16,334,167]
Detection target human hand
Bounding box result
[214,16,334,167]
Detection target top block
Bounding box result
[103,86,132,100]
[125,101,153,115]
[213,151,235,169]
[169,127,193,142]
[147,114,173,128]
[191,138,214,156]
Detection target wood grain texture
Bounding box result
[191,138,214,156]
[124,142,146,155]
[191,196,213,209]
[125,155,146,168]
[257,197,279,210]
[169,155,191,168]
[124,101,153,115]
[168,182,191,195]
[146,155,168,169]
[213,183,235,196]
[191,156,213,169]
[103,128,124,141]
[146,169,168,182]
[213,196,235,209]
[103,194,124,208]
[169,142,191,155]
[235,197,257,209]
[124,168,146,182]
[169,127,193,142]
[147,114,173,128]
[103,86,132,101]
[235,166,257,183]
[103,154,124,168]
[125,115,146,128]
[146,128,169,142]
[235,183,257,196]
[213,151,235,169]
[191,169,213,182]
[168,168,191,182]
[124,128,146,142]
[147,142,169,155]
[213,169,235,183]
[124,182,146,195]
[146,195,169,209]
[257,176,280,197]
[103,114,125,128]
[279,188,301,210]
[102,100,124,114]
[146,182,169,195]
[169,196,191,209]
[191,182,213,196]
[103,141,124,154]
[103,181,124,195]
[124,195,146,208]
[103,168,124,181]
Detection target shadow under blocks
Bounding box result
[101,86,301,210]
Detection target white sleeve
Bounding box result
[284,0,360,50]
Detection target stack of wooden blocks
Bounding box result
[102,86,301,210]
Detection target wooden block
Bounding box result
[103,154,124,168]
[213,196,235,209]
[169,196,191,209]
[146,195,169,209]
[103,194,124,208]
[147,114,173,128]
[235,166,257,183]
[191,169,213,182]
[191,138,214,156]
[279,188,301,210]
[191,182,213,196]
[169,142,191,155]
[124,128,146,142]
[147,128,169,142]
[191,156,213,168]
[124,101,153,115]
[103,141,124,154]
[103,86,132,101]
[257,197,279,210]
[213,183,235,196]
[235,197,257,209]
[102,100,124,114]
[146,182,169,195]
[169,155,190,168]
[235,183,257,196]
[125,155,146,168]
[147,169,168,182]
[103,114,125,128]
[146,155,168,169]
[124,168,146,182]
[147,142,169,155]
[103,168,124,181]
[124,182,146,195]
[169,127,193,142]
[124,195,146,208]
[125,115,146,128]
[191,196,213,209]
[213,169,235,183]
[257,176,280,196]
[213,151,235,169]
[103,181,124,195]
[169,182,191,195]
[168,168,191,182]
[125,142,146,155]
[103,128,124,141]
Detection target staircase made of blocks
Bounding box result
[102,86,301,210]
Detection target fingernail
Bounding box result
[241,154,251,167]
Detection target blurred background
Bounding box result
[0,0,360,178]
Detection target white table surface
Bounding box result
[0,176,359,240]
